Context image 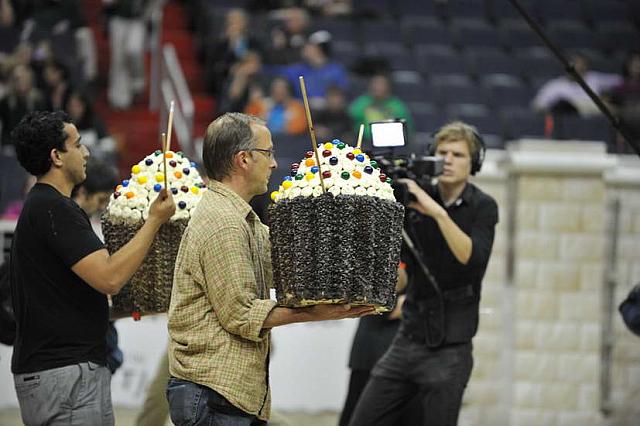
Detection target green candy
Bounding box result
[337,143,346,150]
[295,173,304,180]
[341,171,350,180]
[370,160,379,168]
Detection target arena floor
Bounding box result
[0,407,339,426]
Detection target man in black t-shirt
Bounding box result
[9,111,175,426]
[350,122,499,426]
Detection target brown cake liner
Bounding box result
[101,215,189,317]
[268,193,405,312]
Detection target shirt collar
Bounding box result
[207,180,255,221]
[438,183,473,208]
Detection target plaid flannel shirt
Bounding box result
[167,180,277,420]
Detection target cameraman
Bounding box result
[349,121,499,426]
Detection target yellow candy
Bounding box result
[282,180,293,190]
[305,172,314,181]
[305,158,315,167]
[164,152,174,158]
[137,175,148,184]
[131,165,141,174]
[270,191,280,201]
[352,170,362,179]
[191,186,199,194]
[353,148,362,155]
[155,173,164,182]
[323,142,333,149]
[116,184,123,191]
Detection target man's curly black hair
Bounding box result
[12,111,73,177]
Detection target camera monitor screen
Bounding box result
[370,120,407,148]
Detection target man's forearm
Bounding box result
[434,210,472,265]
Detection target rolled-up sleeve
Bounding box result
[200,226,276,342]
[467,196,499,269]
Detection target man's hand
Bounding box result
[148,189,176,225]
[307,304,377,320]
[398,178,446,219]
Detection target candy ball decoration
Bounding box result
[102,150,207,317]
[268,140,403,312]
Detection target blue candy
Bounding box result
[122,179,129,187]
[153,184,162,192]
[178,201,187,209]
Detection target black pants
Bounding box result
[348,333,473,426]
[340,369,423,426]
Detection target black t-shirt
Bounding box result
[10,183,107,374]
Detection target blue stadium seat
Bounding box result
[596,22,640,53]
[310,17,358,43]
[396,0,442,19]
[360,20,404,44]
[404,18,455,47]
[514,47,563,83]
[394,80,435,103]
[352,0,392,18]
[583,0,632,25]
[363,43,416,72]
[442,0,491,21]
[452,18,502,50]
[499,109,547,140]
[431,75,488,105]
[533,0,586,26]
[482,75,533,109]
[547,21,601,51]
[465,48,521,77]
[411,110,446,133]
[499,20,543,51]
[416,45,466,76]
[555,115,614,144]
[486,0,535,24]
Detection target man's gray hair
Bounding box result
[202,113,265,181]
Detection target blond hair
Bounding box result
[433,121,480,158]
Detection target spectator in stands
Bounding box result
[207,8,263,97]
[266,7,310,65]
[245,76,306,135]
[65,90,117,163]
[348,73,413,142]
[279,30,349,109]
[532,53,622,117]
[0,0,14,27]
[41,58,71,111]
[314,85,352,142]
[0,64,45,151]
[105,0,156,109]
[218,50,267,114]
[1,175,35,220]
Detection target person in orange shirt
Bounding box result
[245,76,306,135]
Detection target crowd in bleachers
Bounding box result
[187,0,640,155]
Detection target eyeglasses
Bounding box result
[250,148,276,159]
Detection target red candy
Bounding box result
[322,170,332,178]
[305,151,314,158]
[379,173,387,182]
[322,149,332,157]
[346,152,355,160]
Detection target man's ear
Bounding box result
[234,150,251,170]
[50,148,63,167]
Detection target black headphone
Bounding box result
[427,127,487,175]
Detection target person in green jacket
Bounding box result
[348,73,414,143]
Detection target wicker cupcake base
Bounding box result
[268,193,404,312]
[101,216,188,317]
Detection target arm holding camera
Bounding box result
[398,178,472,265]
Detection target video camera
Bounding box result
[370,119,443,206]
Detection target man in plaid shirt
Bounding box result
[166,112,374,425]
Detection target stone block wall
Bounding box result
[458,142,640,426]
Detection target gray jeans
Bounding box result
[13,361,113,426]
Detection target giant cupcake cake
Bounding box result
[268,139,404,311]
[102,150,206,317]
